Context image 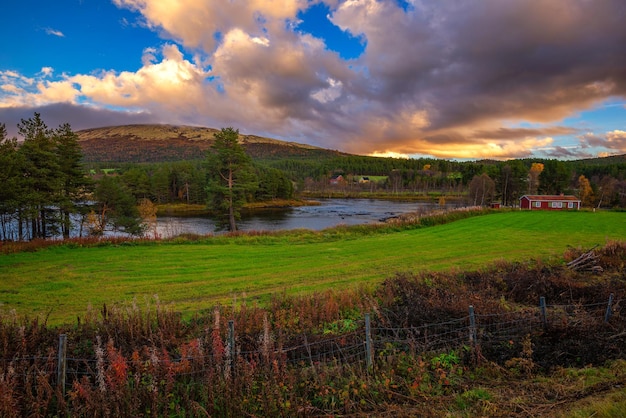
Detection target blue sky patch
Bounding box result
[296,3,365,60]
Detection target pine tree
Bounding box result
[206,127,257,231]
[55,123,93,238]
[17,113,61,239]
[0,124,22,240]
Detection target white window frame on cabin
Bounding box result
[568,202,574,208]
[533,201,541,208]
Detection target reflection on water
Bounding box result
[0,199,460,240]
[156,199,455,238]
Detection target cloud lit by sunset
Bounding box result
[1,0,625,160]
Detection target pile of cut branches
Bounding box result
[567,246,603,273]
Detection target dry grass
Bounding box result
[1,242,626,416]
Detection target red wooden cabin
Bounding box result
[519,195,581,210]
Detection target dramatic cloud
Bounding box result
[112,0,308,52]
[582,130,626,154]
[2,0,626,159]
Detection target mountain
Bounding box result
[77,124,626,166]
[77,124,347,163]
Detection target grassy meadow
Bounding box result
[1,209,624,324]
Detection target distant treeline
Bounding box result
[77,124,626,209]
[86,150,626,209]
[84,160,294,208]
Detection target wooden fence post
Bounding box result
[605,293,615,323]
[228,320,235,377]
[540,297,547,328]
[365,313,373,369]
[303,334,316,375]
[468,306,477,345]
[57,334,67,396]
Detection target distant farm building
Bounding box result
[329,175,345,185]
[519,195,581,210]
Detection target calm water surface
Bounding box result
[156,199,456,237]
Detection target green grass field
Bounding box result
[1,210,624,324]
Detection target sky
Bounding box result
[1,0,626,161]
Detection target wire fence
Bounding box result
[0,293,621,395]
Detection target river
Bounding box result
[0,199,460,240]
[156,199,458,237]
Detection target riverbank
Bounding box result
[156,199,319,216]
[243,198,320,209]
[300,190,468,203]
[156,192,465,217]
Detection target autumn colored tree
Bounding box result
[578,175,594,208]
[138,198,158,238]
[527,163,544,194]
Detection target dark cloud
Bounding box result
[421,132,468,146]
[472,127,578,140]
[582,133,608,148]
[337,0,626,134]
[546,146,592,159]
[0,104,158,139]
[581,130,626,151]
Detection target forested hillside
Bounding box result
[79,124,626,209]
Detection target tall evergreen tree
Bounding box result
[0,124,22,240]
[55,123,92,238]
[17,113,61,239]
[206,127,256,231]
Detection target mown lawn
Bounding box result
[1,210,624,324]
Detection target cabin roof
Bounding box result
[520,195,580,202]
